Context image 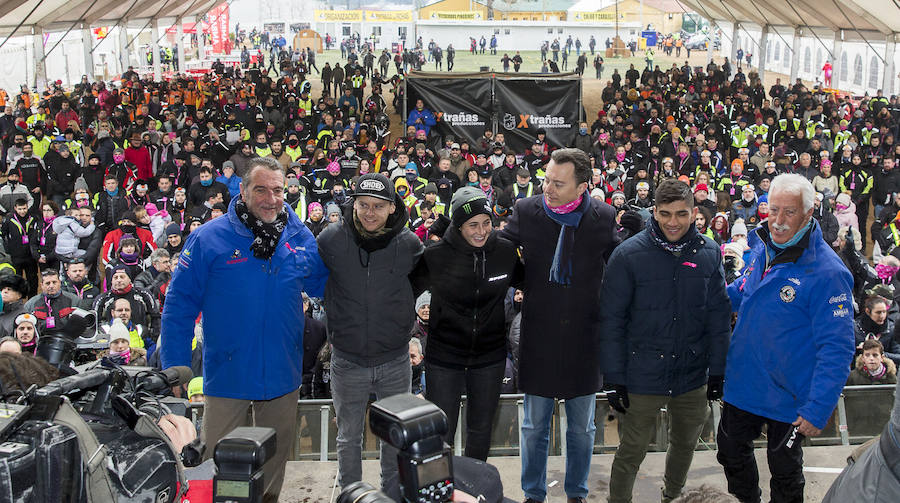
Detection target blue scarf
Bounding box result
[541,194,589,285]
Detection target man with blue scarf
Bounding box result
[717,173,855,503]
[501,148,618,503]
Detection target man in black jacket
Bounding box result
[600,180,732,503]
[500,148,618,503]
[316,173,423,500]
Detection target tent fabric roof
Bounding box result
[675,0,900,36]
[0,0,223,36]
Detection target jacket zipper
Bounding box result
[469,252,479,361]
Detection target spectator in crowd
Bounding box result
[0,274,28,338]
[411,186,522,461]
[500,148,618,503]
[854,295,900,365]
[718,174,855,503]
[161,157,329,503]
[847,339,898,385]
[601,180,731,503]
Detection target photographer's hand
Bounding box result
[158,414,196,453]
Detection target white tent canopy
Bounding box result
[673,0,900,93]
[0,0,222,36]
[0,0,225,87]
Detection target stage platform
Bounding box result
[279,445,854,502]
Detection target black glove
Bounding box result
[606,384,630,414]
[707,375,724,401]
[619,210,643,235]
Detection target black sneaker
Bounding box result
[523,499,543,503]
[566,498,586,503]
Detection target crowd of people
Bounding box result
[0,26,897,502]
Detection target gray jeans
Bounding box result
[331,352,411,500]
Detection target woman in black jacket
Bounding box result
[411,187,522,461]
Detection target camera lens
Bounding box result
[337,481,395,503]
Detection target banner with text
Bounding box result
[208,4,230,54]
[407,77,492,148]
[495,78,580,151]
[571,11,619,22]
[366,10,413,22]
[314,10,364,22]
[429,11,483,20]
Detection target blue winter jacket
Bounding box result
[724,220,854,429]
[406,109,437,136]
[600,223,732,396]
[160,198,329,400]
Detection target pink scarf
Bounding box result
[546,193,584,214]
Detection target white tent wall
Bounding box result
[0,44,29,94]
[718,23,900,96]
[415,20,641,53]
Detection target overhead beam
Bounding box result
[0,0,28,20]
[35,0,94,26]
[124,0,163,20]
[840,0,895,34]
[790,0,842,31]
[717,0,767,27]
[749,0,803,28]
[83,0,131,25]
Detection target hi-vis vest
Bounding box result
[298,97,313,114]
[730,126,749,148]
[351,75,364,89]
[750,124,768,138]
[255,145,272,158]
[285,145,304,162]
[512,183,534,200]
[778,118,801,132]
[861,127,880,146]
[832,130,852,152]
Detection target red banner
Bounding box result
[208,4,230,54]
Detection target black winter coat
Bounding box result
[301,315,327,398]
[599,222,732,396]
[411,226,522,368]
[499,194,618,399]
[317,192,425,367]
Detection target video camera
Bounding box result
[0,309,276,502]
[340,393,454,503]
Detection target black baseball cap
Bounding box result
[354,173,394,202]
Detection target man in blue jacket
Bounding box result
[717,173,855,503]
[160,157,328,502]
[406,99,437,136]
[601,179,732,503]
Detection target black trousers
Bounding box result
[716,402,805,503]
[856,197,870,250]
[424,359,505,461]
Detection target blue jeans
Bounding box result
[331,352,411,501]
[521,393,597,500]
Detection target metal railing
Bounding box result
[190,385,896,461]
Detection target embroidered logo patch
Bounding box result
[779,285,796,303]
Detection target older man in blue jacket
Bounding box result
[160,157,328,502]
[717,173,855,503]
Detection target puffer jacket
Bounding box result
[600,220,732,395]
[846,354,898,385]
[411,226,522,368]
[53,215,95,260]
[317,192,424,367]
[724,220,855,429]
[160,197,329,400]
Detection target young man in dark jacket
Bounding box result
[317,173,424,500]
[411,186,523,461]
[500,148,618,503]
[1,200,37,296]
[600,179,732,503]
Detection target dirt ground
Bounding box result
[302,47,808,139]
